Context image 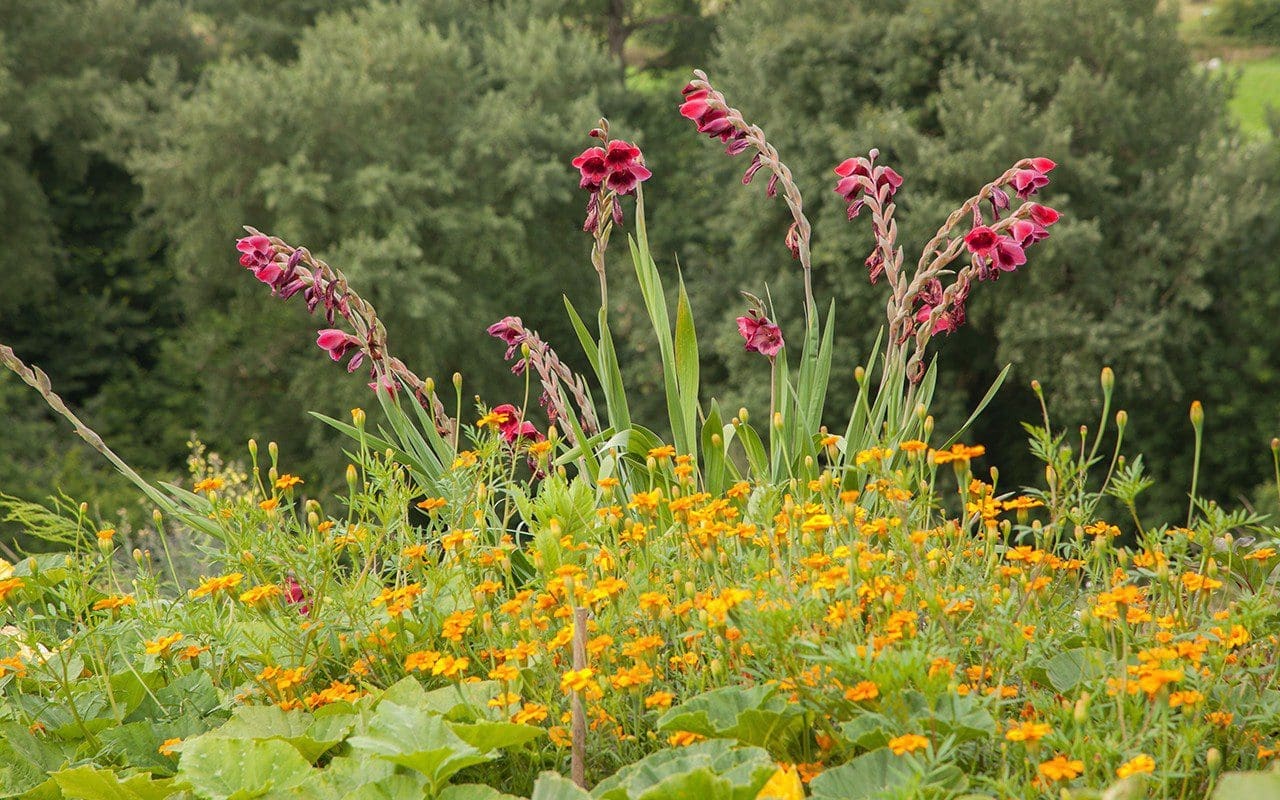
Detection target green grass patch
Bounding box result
[1229,55,1280,134]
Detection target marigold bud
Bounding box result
[1074,692,1089,724]
[711,433,722,449]
[738,407,749,424]
[1190,400,1204,428]
[425,377,435,393]
[1207,747,1221,772]
[855,366,866,384]
[152,509,163,526]
[248,438,258,459]
[923,415,934,439]
[772,411,784,429]
[452,372,462,390]
[268,441,279,462]
[351,407,366,427]
[346,464,358,490]
[1116,410,1127,429]
[1030,379,1042,395]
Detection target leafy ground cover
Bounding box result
[2,66,1280,800]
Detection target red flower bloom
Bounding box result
[605,161,652,195]
[492,403,545,444]
[990,235,1027,273]
[486,316,526,360]
[571,147,608,190]
[1029,203,1060,227]
[964,225,999,256]
[736,311,784,358]
[1011,158,1055,200]
[833,150,903,219]
[236,235,274,270]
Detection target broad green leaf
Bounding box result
[592,740,773,800]
[439,785,524,800]
[657,685,781,738]
[51,766,173,800]
[422,681,504,720]
[347,702,492,789]
[1213,772,1280,800]
[1041,648,1109,693]
[177,736,315,800]
[449,721,543,753]
[531,772,592,800]
[208,706,352,763]
[808,749,913,799]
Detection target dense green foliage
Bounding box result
[1,0,1278,546]
[1210,0,1280,45]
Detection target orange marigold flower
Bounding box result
[1037,755,1084,782]
[887,734,929,755]
[931,444,985,464]
[144,632,184,655]
[512,703,548,724]
[193,478,225,493]
[667,731,705,747]
[432,655,469,678]
[1181,572,1223,592]
[92,594,136,611]
[1005,721,1052,743]
[416,497,447,512]
[560,668,595,693]
[274,474,304,490]
[158,738,182,756]
[189,573,244,599]
[647,445,677,460]
[644,691,675,710]
[0,577,26,603]
[843,681,879,702]
[1168,690,1205,708]
[898,440,928,454]
[1116,754,1155,778]
[405,650,440,672]
[239,584,283,605]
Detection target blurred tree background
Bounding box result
[1,0,1277,549]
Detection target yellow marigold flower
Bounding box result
[96,528,116,545]
[1168,690,1205,708]
[668,731,705,747]
[258,497,279,512]
[638,592,669,613]
[239,584,283,605]
[1005,721,1052,743]
[432,655,469,678]
[1037,755,1084,782]
[800,513,833,533]
[179,644,208,661]
[405,650,440,673]
[931,444,985,464]
[726,481,751,500]
[1083,520,1121,538]
[92,594,136,611]
[158,738,182,756]
[1116,754,1155,778]
[144,633,184,656]
[899,439,928,453]
[193,478,225,493]
[0,577,25,603]
[452,451,478,469]
[1181,572,1223,592]
[1002,496,1043,511]
[189,573,244,599]
[476,409,511,429]
[645,691,676,710]
[274,474,304,490]
[305,680,362,709]
[401,544,430,563]
[854,447,892,466]
[628,489,663,514]
[1244,547,1276,561]
[757,764,805,800]
[843,681,879,702]
[647,445,676,460]
[528,440,553,460]
[547,726,571,747]
[1205,711,1234,727]
[560,667,595,693]
[887,734,929,755]
[0,656,28,678]
[512,702,548,724]
[489,662,519,682]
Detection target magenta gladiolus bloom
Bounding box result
[964,226,999,256]
[605,161,653,195]
[737,311,784,358]
[1011,158,1056,200]
[571,147,609,190]
[833,150,903,219]
[236,235,274,270]
[316,328,359,363]
[1029,203,1061,226]
[990,235,1027,273]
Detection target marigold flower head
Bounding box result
[843,681,879,702]
[560,667,596,693]
[1037,754,1084,782]
[887,733,929,755]
[193,478,225,493]
[1116,754,1155,778]
[274,474,304,491]
[1005,720,1052,743]
[144,633,183,656]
